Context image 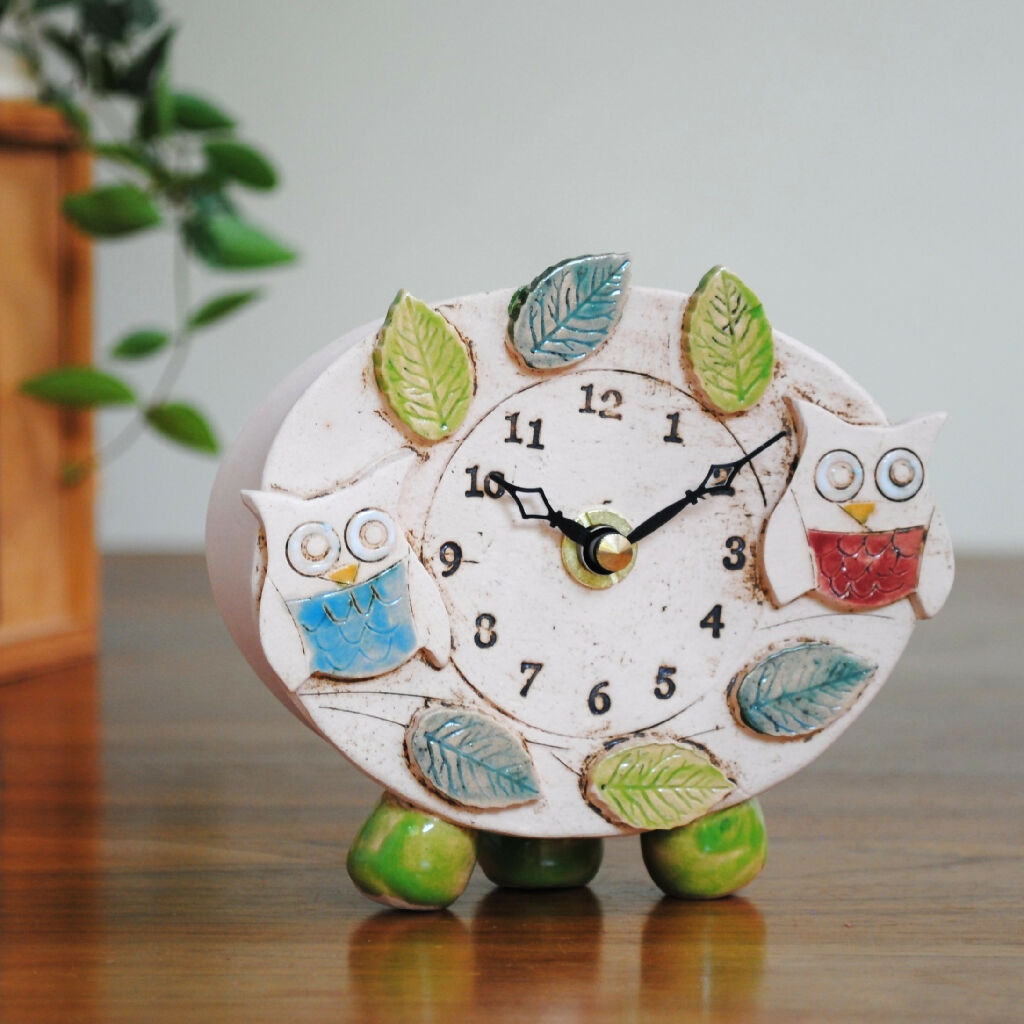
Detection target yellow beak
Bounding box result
[842,501,875,525]
[326,563,359,585]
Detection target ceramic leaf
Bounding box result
[733,642,875,739]
[406,707,540,809]
[373,291,474,441]
[682,266,774,413]
[508,253,631,369]
[586,743,733,830]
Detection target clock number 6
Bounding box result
[474,613,497,649]
[654,665,677,700]
[519,661,543,697]
[588,681,612,715]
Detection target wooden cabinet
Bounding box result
[0,101,96,680]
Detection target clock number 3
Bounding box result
[723,536,746,570]
[474,613,497,648]
[579,384,623,420]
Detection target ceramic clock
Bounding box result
[206,257,954,909]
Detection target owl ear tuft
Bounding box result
[240,489,273,525]
[787,397,846,447]
[901,411,946,453]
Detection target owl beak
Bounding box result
[842,501,875,526]
[326,563,359,585]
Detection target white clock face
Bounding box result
[422,369,767,736]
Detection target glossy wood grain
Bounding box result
[0,556,1021,1022]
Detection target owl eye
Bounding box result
[286,522,342,576]
[345,508,398,562]
[876,448,923,501]
[814,449,864,502]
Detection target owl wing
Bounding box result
[760,488,815,607]
[407,556,452,668]
[911,508,954,619]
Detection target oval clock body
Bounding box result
[207,283,953,838]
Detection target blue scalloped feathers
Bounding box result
[734,642,876,739]
[507,253,631,369]
[287,561,416,678]
[407,708,540,809]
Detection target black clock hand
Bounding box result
[490,473,592,547]
[626,430,789,545]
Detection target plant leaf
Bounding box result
[20,366,135,406]
[732,642,876,739]
[186,288,262,329]
[372,290,474,441]
[185,213,295,269]
[586,742,733,830]
[111,328,168,359]
[41,25,87,77]
[145,402,218,452]
[204,139,277,190]
[508,253,631,370]
[91,142,156,174]
[406,707,540,809]
[681,265,774,414]
[119,23,174,94]
[172,91,236,131]
[62,183,161,237]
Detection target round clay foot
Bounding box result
[641,798,767,900]
[477,833,603,889]
[346,792,477,910]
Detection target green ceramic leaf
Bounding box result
[62,184,161,238]
[682,266,774,414]
[20,366,135,406]
[373,291,474,441]
[204,140,277,190]
[733,642,876,739]
[187,288,262,330]
[111,328,169,359]
[145,403,218,453]
[587,742,733,830]
[407,707,540,809]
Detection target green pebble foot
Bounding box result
[641,798,767,900]
[346,793,477,911]
[477,833,604,889]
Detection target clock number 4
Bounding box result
[474,613,497,649]
[465,466,506,499]
[505,412,544,450]
[588,681,612,715]
[700,604,724,639]
[519,661,543,697]
[579,384,623,420]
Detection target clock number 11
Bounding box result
[505,412,544,449]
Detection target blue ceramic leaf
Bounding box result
[507,253,631,369]
[406,707,540,808]
[733,643,876,739]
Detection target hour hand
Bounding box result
[490,474,591,546]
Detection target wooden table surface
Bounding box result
[1,555,1021,1023]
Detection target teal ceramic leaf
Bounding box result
[733,643,876,739]
[586,742,733,830]
[406,707,540,809]
[681,266,774,413]
[508,253,631,369]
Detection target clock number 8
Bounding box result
[587,681,612,715]
[474,613,497,648]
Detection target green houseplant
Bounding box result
[0,0,296,480]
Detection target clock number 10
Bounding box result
[464,466,506,498]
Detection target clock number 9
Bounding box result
[587,681,612,715]
[438,541,462,577]
[474,613,497,648]
[654,665,677,700]
[723,536,746,570]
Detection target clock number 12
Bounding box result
[579,384,623,420]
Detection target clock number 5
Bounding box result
[474,613,497,649]
[654,665,677,700]
[587,681,612,715]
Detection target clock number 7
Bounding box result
[519,661,543,697]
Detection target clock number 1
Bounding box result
[505,412,544,449]
[519,661,543,697]
[474,613,497,648]
[700,604,724,639]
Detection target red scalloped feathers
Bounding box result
[807,526,925,609]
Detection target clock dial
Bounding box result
[422,369,767,736]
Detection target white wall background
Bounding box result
[96,0,1024,552]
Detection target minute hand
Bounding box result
[626,430,788,545]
